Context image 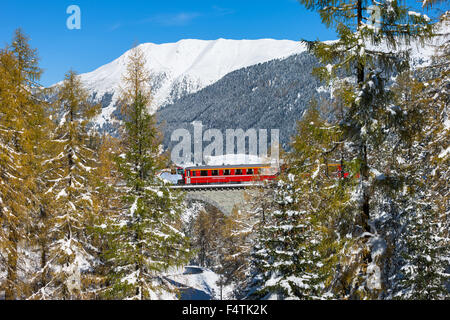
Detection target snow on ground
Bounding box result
[181,202,205,225]
[163,266,235,300]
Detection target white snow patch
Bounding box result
[438,146,450,159]
[56,189,67,199]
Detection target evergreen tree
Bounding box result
[247,106,352,299]
[85,135,123,299]
[104,45,190,300]
[297,0,434,298]
[390,13,450,298]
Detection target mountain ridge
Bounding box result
[50,28,448,144]
[54,38,309,129]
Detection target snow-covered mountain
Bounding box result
[65,39,308,129]
[52,24,448,134]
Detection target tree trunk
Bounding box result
[356,0,370,233]
[40,206,48,289]
[5,228,18,300]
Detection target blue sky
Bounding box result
[0,0,444,86]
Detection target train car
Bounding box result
[180,164,279,185]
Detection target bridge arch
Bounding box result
[183,188,249,216]
[184,193,229,216]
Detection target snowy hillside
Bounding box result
[62,39,307,129]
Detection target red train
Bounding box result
[177,164,279,185]
[170,163,355,185]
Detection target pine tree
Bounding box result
[36,70,101,299]
[104,45,190,300]
[27,93,70,300]
[297,0,434,298]
[85,135,123,299]
[216,206,256,299]
[390,13,450,298]
[0,44,24,301]
[247,106,352,300]
[0,29,45,299]
[191,207,226,269]
[24,81,57,300]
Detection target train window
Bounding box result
[247,169,254,175]
[224,169,231,175]
[235,169,243,175]
[212,170,219,176]
[201,170,208,176]
[191,171,196,177]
